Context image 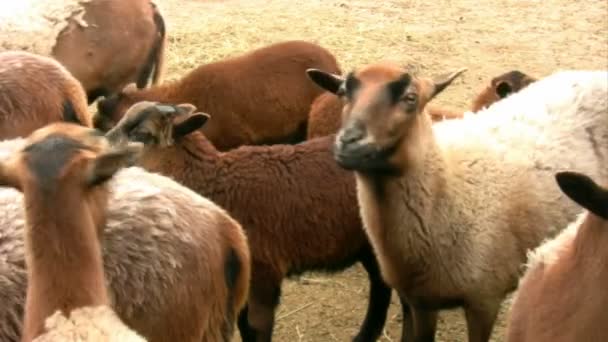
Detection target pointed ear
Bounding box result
[172,113,210,139]
[175,103,197,115]
[556,171,608,220]
[86,143,143,186]
[0,160,21,190]
[495,81,513,98]
[431,67,468,100]
[306,69,345,94]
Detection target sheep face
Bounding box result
[0,123,141,224]
[471,70,536,112]
[94,84,141,132]
[105,101,210,148]
[307,64,465,174]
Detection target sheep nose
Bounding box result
[339,122,365,144]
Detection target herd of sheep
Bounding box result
[0,0,607,342]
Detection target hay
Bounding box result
[0,0,92,56]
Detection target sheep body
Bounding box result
[0,51,91,139]
[332,68,607,341]
[0,0,166,102]
[506,171,608,342]
[96,40,341,150]
[104,102,395,342]
[0,138,250,342]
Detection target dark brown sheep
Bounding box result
[506,171,608,342]
[105,101,400,342]
[95,40,342,150]
[0,51,92,139]
[52,0,166,102]
[306,69,535,139]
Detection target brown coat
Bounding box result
[0,51,91,139]
[95,40,341,150]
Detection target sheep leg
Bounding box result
[400,296,414,342]
[353,250,393,342]
[408,301,438,342]
[241,277,282,342]
[237,305,256,341]
[464,300,500,342]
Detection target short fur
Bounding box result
[506,172,608,342]
[34,306,146,342]
[0,51,92,139]
[51,0,167,102]
[305,69,534,139]
[313,64,608,341]
[0,132,250,342]
[105,101,397,342]
[95,40,341,150]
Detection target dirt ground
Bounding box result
[155,1,608,341]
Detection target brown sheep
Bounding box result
[305,69,535,139]
[53,0,166,102]
[506,171,608,342]
[0,126,251,341]
[0,122,143,341]
[308,64,608,341]
[94,40,342,150]
[104,101,400,342]
[470,70,536,112]
[0,51,92,139]
[0,0,166,103]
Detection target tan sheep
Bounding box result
[506,171,608,342]
[308,64,608,342]
[0,124,250,342]
[0,51,92,139]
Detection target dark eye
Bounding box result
[402,93,418,105]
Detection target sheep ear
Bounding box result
[175,103,197,115]
[430,67,468,100]
[495,81,513,99]
[87,143,143,186]
[172,113,210,139]
[0,160,21,190]
[306,69,344,94]
[556,171,608,220]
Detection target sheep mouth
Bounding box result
[333,140,399,174]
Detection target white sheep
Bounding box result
[307,65,608,342]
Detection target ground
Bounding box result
[156,1,608,341]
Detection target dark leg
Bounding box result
[400,295,414,342]
[238,305,256,341]
[464,300,500,342]
[400,294,438,342]
[238,270,282,342]
[353,250,393,342]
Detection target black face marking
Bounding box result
[386,74,412,104]
[23,135,91,191]
[343,72,361,100]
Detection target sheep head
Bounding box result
[307,63,465,174]
[105,101,210,148]
[471,70,536,112]
[94,83,141,132]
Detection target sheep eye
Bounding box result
[402,93,417,104]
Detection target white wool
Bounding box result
[34,306,146,342]
[0,0,92,56]
[525,211,587,269]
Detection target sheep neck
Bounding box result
[21,185,109,340]
[354,119,452,288]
